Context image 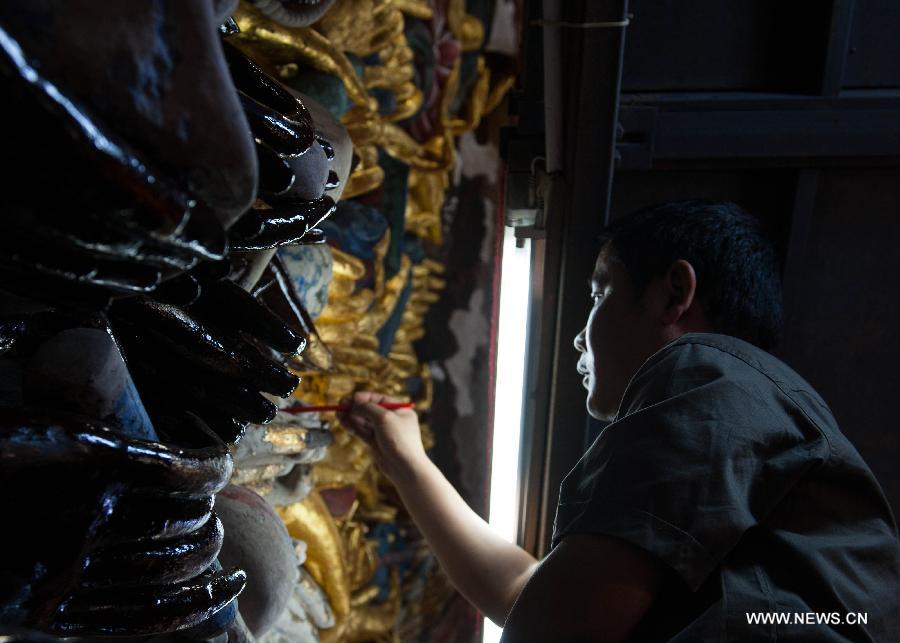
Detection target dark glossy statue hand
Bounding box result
[222,41,339,252]
[0,410,245,637]
[0,17,239,310]
[110,291,301,446]
[100,43,345,449]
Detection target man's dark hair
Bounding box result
[603,199,783,350]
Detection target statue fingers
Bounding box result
[52,566,246,636]
[0,410,235,497]
[81,513,225,587]
[99,491,215,543]
[187,277,305,354]
[222,41,313,131]
[111,296,298,400]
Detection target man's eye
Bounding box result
[591,292,604,304]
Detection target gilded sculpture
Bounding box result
[0,0,511,639]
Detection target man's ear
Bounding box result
[661,259,698,325]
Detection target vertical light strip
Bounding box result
[483,228,532,643]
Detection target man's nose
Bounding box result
[574,328,586,352]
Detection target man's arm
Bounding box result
[339,392,539,625]
[392,453,539,624]
[501,534,662,642]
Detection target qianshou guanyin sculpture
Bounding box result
[1,0,511,640]
[219,1,512,641]
[0,1,340,639]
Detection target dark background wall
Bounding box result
[778,169,900,516]
[610,0,900,517]
[607,169,900,520]
[512,0,900,553]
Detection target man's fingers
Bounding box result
[340,415,374,443]
[337,402,373,443]
[350,391,377,405]
[354,402,389,421]
[351,391,404,406]
[340,400,388,428]
[341,392,411,446]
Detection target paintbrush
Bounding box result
[284,402,414,413]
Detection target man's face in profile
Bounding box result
[575,243,657,421]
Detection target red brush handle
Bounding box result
[285,402,414,413]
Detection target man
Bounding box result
[340,201,900,641]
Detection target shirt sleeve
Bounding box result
[551,339,830,591]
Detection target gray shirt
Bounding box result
[552,333,900,641]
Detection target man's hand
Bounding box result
[338,391,426,483]
[338,390,539,624]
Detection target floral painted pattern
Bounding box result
[277,244,334,320]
